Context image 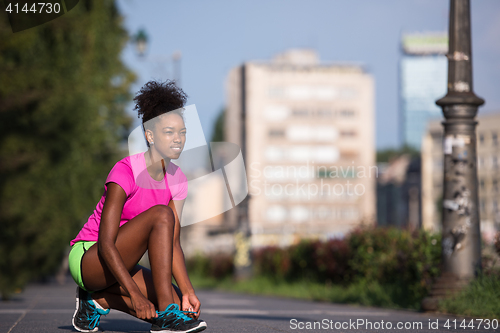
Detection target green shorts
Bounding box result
[68,241,97,292]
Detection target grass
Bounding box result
[438,273,500,319]
[189,274,424,310]
[190,272,500,318]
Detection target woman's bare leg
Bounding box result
[81,204,178,311]
[90,266,183,318]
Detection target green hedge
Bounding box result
[253,237,352,283]
[186,252,234,279]
[187,227,441,291]
[186,227,500,312]
[250,227,441,308]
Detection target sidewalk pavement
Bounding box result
[0,278,492,333]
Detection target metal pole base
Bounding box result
[421,272,471,311]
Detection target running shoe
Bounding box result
[72,287,110,332]
[150,303,207,333]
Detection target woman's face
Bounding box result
[148,112,186,159]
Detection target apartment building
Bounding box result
[225,50,376,248]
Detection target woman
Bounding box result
[68,80,206,333]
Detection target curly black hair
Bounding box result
[133,79,187,126]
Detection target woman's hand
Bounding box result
[131,292,157,320]
[182,293,201,320]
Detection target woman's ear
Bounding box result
[145,129,154,145]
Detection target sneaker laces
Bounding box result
[157,304,195,323]
[87,311,101,330]
[85,298,109,330]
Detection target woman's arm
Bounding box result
[168,199,201,319]
[98,182,156,317]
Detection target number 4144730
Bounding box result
[5,2,61,14]
[443,319,498,330]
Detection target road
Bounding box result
[0,279,497,333]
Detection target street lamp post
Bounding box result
[233,64,253,280]
[133,29,148,57]
[133,29,182,87]
[422,0,484,311]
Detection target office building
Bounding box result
[400,32,447,150]
[377,155,421,230]
[225,49,376,248]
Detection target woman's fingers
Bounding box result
[194,302,201,319]
[138,305,147,319]
[151,302,157,318]
[182,299,194,317]
[134,298,156,320]
[146,301,156,319]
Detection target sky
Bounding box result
[116,0,500,150]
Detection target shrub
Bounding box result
[347,226,441,306]
[186,252,234,279]
[192,227,442,308]
[494,231,500,256]
[311,238,351,283]
[253,246,291,280]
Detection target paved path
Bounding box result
[0,280,497,333]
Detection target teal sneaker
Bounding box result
[150,303,207,333]
[72,287,110,332]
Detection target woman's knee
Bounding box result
[148,205,175,228]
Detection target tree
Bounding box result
[211,108,226,142]
[0,0,136,299]
[376,144,420,163]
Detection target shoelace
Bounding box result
[87,311,101,330]
[84,299,109,330]
[157,304,196,323]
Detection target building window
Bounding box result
[316,109,333,117]
[286,126,338,142]
[268,129,285,138]
[479,133,485,145]
[480,179,485,190]
[315,127,338,141]
[266,205,286,223]
[265,146,285,161]
[480,200,486,214]
[493,156,499,169]
[339,109,355,117]
[340,207,359,220]
[340,130,356,138]
[264,105,290,121]
[292,109,309,117]
[493,179,498,193]
[315,206,331,220]
[340,88,358,99]
[341,151,358,161]
[493,132,498,146]
[290,206,309,223]
[268,87,285,98]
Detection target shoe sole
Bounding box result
[151,321,207,333]
[72,287,98,333]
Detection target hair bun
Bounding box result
[133,80,187,124]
